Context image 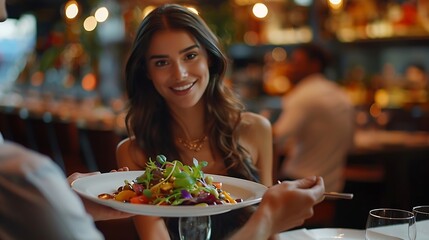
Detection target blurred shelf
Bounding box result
[337,36,429,47]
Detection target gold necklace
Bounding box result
[176,136,208,152]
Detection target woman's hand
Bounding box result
[230,176,325,240]
[67,167,134,221]
[67,167,129,185]
[260,176,325,234]
[109,167,130,173]
[67,172,101,185]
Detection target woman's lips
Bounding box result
[171,81,196,93]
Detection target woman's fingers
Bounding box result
[67,172,101,185]
[110,167,129,172]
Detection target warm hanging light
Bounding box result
[253,3,268,19]
[83,16,97,31]
[65,0,79,19]
[327,0,344,11]
[94,7,109,23]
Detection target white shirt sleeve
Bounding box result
[27,158,104,239]
[0,142,104,240]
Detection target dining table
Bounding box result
[279,228,365,239]
[281,219,429,239]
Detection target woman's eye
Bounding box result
[155,60,168,67]
[185,53,197,60]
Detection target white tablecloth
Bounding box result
[279,228,364,239]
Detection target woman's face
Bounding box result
[145,29,210,109]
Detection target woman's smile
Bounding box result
[171,81,197,93]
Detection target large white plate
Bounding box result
[279,228,364,240]
[71,171,267,217]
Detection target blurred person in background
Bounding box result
[273,43,355,193]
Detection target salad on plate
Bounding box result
[98,155,241,207]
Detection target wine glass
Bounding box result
[178,216,211,240]
[413,206,429,240]
[366,208,416,240]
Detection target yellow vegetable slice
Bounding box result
[114,190,136,202]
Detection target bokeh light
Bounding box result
[65,1,79,19]
[253,3,268,19]
[271,47,287,62]
[95,7,109,23]
[328,0,344,11]
[82,73,97,91]
[83,16,97,31]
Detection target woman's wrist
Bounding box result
[230,206,272,240]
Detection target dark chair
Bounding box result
[2,109,37,149]
[52,120,89,175]
[78,127,124,173]
[26,113,66,173]
[0,110,14,140]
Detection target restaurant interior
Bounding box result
[1,0,429,239]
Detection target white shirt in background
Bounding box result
[274,74,355,192]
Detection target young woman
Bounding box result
[116,3,272,239]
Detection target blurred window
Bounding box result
[0,14,36,92]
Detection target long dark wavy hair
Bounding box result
[125,4,258,182]
[125,5,258,238]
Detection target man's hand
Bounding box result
[68,168,135,221]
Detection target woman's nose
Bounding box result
[174,62,188,81]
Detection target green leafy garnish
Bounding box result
[107,155,238,206]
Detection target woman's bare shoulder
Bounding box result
[116,137,146,170]
[117,137,131,149]
[239,112,272,146]
[116,137,138,153]
[240,112,272,131]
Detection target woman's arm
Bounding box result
[230,177,325,240]
[241,112,274,186]
[116,138,171,240]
